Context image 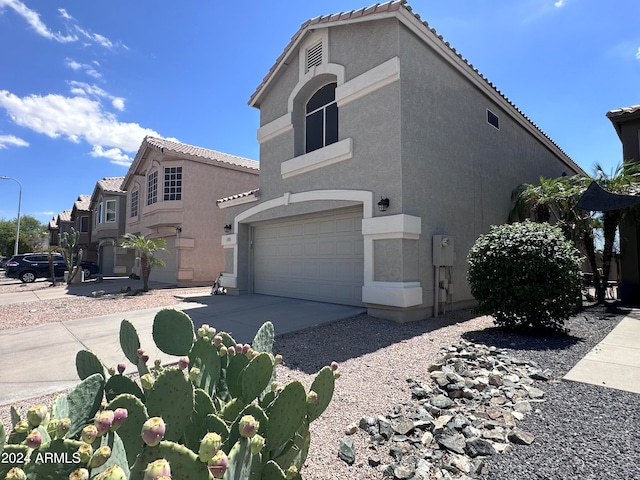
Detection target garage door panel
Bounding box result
[253,210,364,306]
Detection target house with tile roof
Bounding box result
[606,104,640,304]
[89,176,135,276]
[217,1,585,321]
[70,194,98,263]
[47,209,72,248]
[121,136,259,285]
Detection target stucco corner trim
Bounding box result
[257,113,293,144]
[220,273,237,288]
[362,214,421,240]
[218,195,260,209]
[336,57,400,107]
[281,138,353,179]
[221,234,237,248]
[362,281,422,308]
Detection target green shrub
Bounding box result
[467,221,583,332]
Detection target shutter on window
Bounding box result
[306,42,323,72]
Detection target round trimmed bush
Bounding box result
[467,221,583,332]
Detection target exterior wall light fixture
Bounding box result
[377,197,390,212]
[176,226,182,234]
[224,224,232,233]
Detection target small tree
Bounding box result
[46,246,61,286]
[59,227,83,284]
[119,233,166,292]
[467,221,583,332]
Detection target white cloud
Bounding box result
[0,89,161,165]
[67,81,125,111]
[65,58,102,79]
[554,0,565,7]
[636,48,640,60]
[0,0,77,42]
[0,134,29,148]
[112,97,125,111]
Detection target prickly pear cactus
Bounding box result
[226,437,263,479]
[75,349,105,380]
[61,373,105,437]
[266,381,308,454]
[306,366,335,422]
[152,308,195,356]
[252,321,275,354]
[119,319,141,364]
[106,394,149,467]
[188,336,222,397]
[145,368,194,442]
[128,441,210,480]
[184,389,216,453]
[240,353,274,404]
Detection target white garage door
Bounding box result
[253,209,364,306]
[150,236,177,285]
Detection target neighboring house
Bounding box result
[47,209,72,248]
[218,1,584,322]
[70,195,98,263]
[89,177,135,276]
[606,104,640,304]
[122,136,259,286]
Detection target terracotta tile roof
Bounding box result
[48,217,58,229]
[142,137,259,171]
[216,189,261,205]
[606,105,640,119]
[57,209,72,223]
[248,0,580,172]
[73,194,91,212]
[98,176,125,193]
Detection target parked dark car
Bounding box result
[4,253,100,283]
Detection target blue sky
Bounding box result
[0,0,639,225]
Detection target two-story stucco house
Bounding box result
[89,176,135,276]
[47,209,72,248]
[218,1,584,322]
[122,136,259,286]
[70,195,98,263]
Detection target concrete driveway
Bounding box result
[0,289,365,405]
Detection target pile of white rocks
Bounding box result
[339,339,553,479]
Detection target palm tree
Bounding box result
[119,234,167,292]
[509,176,562,223]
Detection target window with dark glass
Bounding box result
[163,167,182,201]
[487,110,500,130]
[80,216,89,233]
[106,200,117,222]
[305,83,338,153]
[130,190,138,218]
[147,171,158,205]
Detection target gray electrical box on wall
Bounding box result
[432,235,454,266]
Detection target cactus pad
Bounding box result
[75,349,105,380]
[129,441,210,480]
[107,394,149,467]
[262,460,287,480]
[226,403,268,454]
[22,438,84,478]
[0,419,5,455]
[226,437,263,479]
[152,308,195,356]
[145,368,194,442]
[90,431,130,478]
[104,374,145,403]
[188,337,222,396]
[119,319,141,364]
[252,321,275,354]
[240,352,274,404]
[66,373,105,438]
[220,398,247,424]
[226,353,249,399]
[204,413,230,444]
[184,388,216,452]
[266,381,307,453]
[307,366,335,422]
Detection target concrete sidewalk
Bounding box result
[0,292,365,405]
[564,310,640,394]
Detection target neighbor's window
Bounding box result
[163,166,182,201]
[97,202,104,224]
[487,109,500,130]
[80,216,89,233]
[147,170,158,205]
[305,82,338,153]
[106,200,117,222]
[130,190,138,218]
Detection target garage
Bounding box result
[150,236,177,284]
[252,209,364,306]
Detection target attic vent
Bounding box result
[306,42,323,72]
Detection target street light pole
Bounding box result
[0,176,22,256]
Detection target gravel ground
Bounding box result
[0,284,636,479]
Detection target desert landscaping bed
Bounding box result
[1,289,638,479]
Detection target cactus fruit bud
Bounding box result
[47,419,59,438]
[198,432,223,462]
[81,424,98,444]
[141,373,155,390]
[93,465,127,480]
[239,415,259,438]
[26,404,48,427]
[228,346,236,357]
[189,367,201,381]
[251,350,259,358]
[271,381,278,392]
[178,357,189,370]
[213,335,223,346]
[207,450,228,479]
[141,352,150,363]
[25,429,43,449]
[207,326,217,337]
[95,409,115,436]
[137,348,145,358]
[112,408,128,430]
[143,458,171,480]
[331,361,339,371]
[117,363,126,374]
[77,443,93,463]
[285,466,299,480]
[154,358,162,368]
[89,445,111,468]
[141,417,166,447]
[56,417,72,438]
[307,390,318,404]
[14,420,29,433]
[5,468,27,480]
[68,468,90,480]
[274,354,283,365]
[250,434,265,455]
[219,346,228,357]
[275,385,284,395]
[197,326,206,338]
[108,365,116,376]
[242,344,251,354]
[334,370,341,379]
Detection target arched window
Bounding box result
[305,82,338,153]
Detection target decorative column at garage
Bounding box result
[176,235,195,282]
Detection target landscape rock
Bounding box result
[338,436,355,465]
